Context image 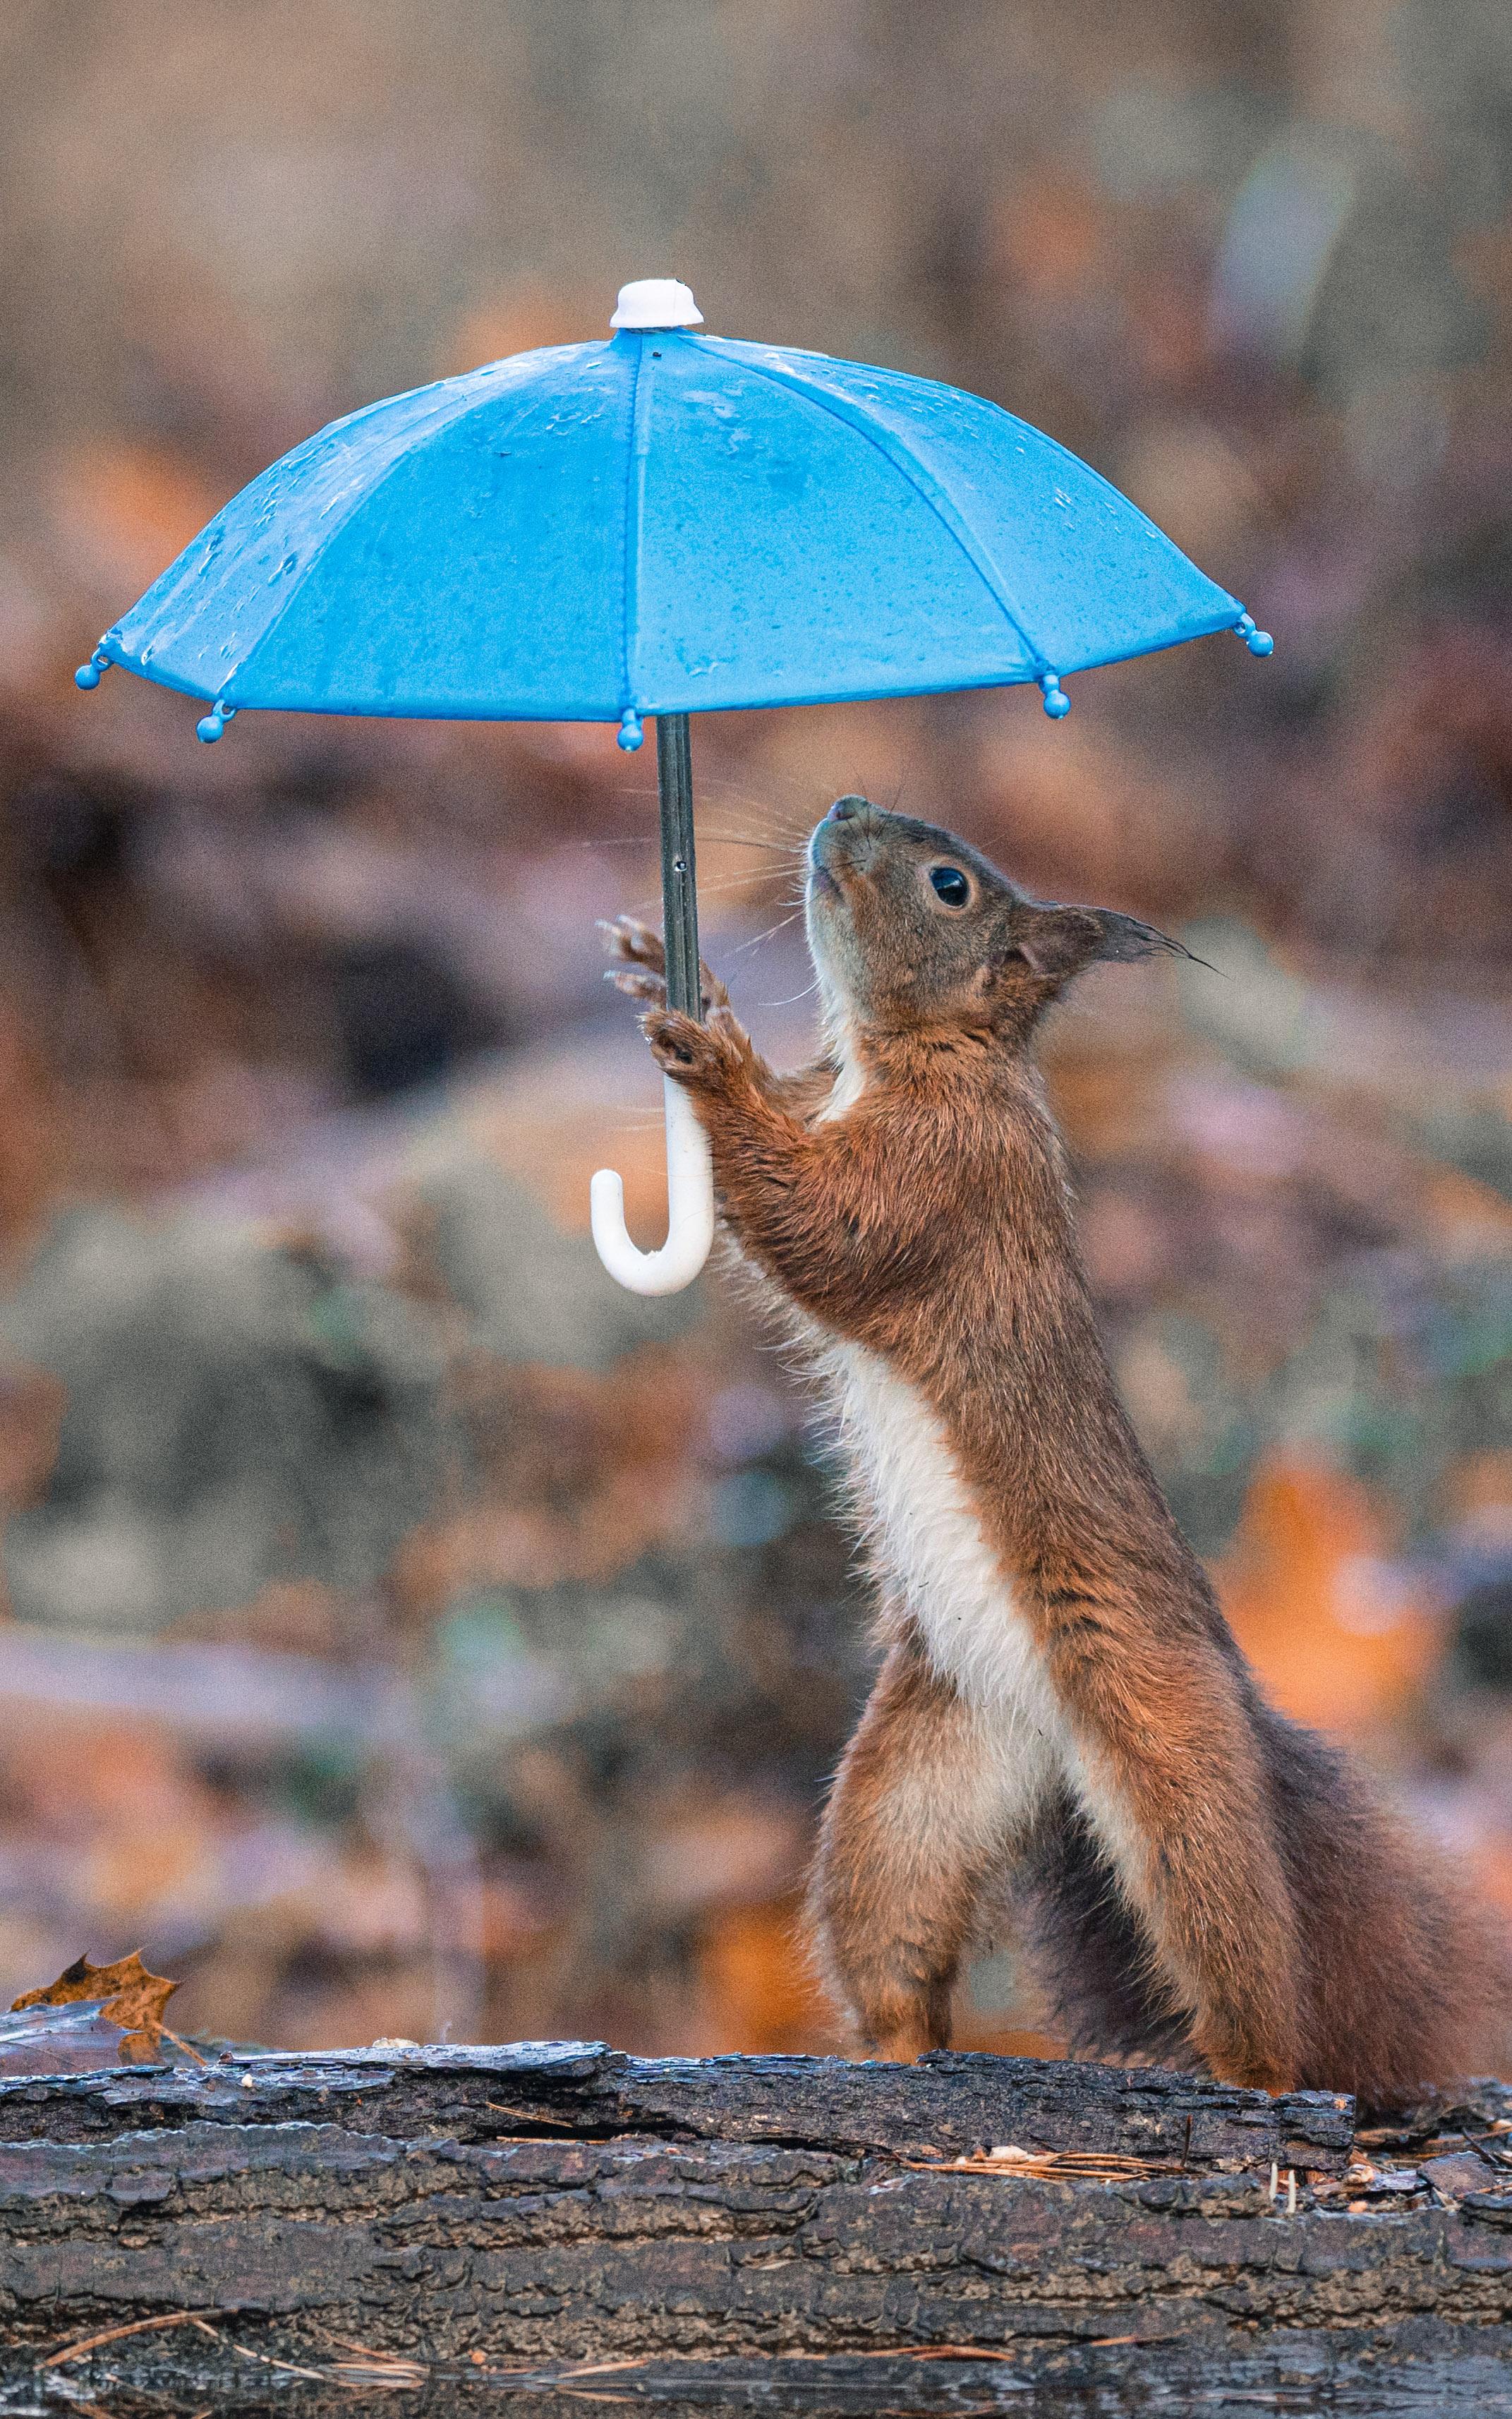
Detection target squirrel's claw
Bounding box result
[599,915,730,1012]
[605,967,665,1003]
[599,915,664,972]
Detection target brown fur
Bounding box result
[605,799,1508,2103]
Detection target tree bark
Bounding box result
[2,2041,1510,2412]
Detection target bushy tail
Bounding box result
[1256,1700,1511,2106]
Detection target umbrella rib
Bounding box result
[619,334,651,718]
[696,340,1051,678]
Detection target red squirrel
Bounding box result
[605,795,1507,2102]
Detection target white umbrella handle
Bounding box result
[591,1075,715,1294]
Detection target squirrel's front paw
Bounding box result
[643,1006,755,1093]
[600,916,730,1013]
[600,915,667,1006]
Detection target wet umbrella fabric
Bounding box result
[78,279,1271,1291]
[83,324,1259,737]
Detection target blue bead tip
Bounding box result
[196,711,225,744]
[1039,673,1070,720]
[1245,628,1274,657]
[617,708,643,753]
[75,663,101,690]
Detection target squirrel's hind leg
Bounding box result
[809,1634,1046,2063]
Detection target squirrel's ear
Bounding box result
[1007,903,1186,988]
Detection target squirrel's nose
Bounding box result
[812,794,881,878]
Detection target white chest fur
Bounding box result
[823,1341,1069,1809]
[815,1007,866,1124]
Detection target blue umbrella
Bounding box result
[77,277,1271,1292]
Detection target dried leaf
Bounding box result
[11,1952,179,2062]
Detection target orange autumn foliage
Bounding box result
[698,1900,832,2056]
[1216,1461,1444,1737]
[54,440,226,595]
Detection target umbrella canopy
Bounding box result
[78,279,1268,746]
[77,279,1271,1293]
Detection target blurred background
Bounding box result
[0,0,1506,2060]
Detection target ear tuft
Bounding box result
[1008,902,1192,991]
[1091,909,1189,965]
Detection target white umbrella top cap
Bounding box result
[610,278,704,330]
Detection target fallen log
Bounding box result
[2,2041,1510,2412]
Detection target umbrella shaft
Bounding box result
[657,713,701,1022]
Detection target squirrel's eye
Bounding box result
[929,864,971,907]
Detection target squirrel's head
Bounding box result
[806,796,1184,1054]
